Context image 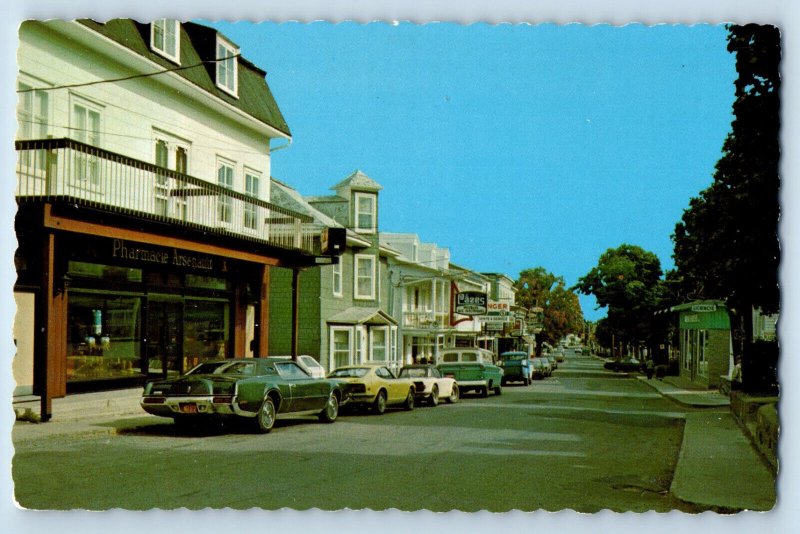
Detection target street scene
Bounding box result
[6,6,790,532]
[11,349,775,512]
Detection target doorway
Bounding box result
[146,299,183,378]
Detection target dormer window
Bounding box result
[216,36,239,97]
[354,192,376,233]
[151,19,180,63]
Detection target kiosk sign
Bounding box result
[455,291,488,315]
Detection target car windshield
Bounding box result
[531,359,544,368]
[329,367,369,378]
[399,368,428,378]
[500,353,526,361]
[187,361,261,375]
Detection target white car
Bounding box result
[398,364,460,406]
[271,355,327,379]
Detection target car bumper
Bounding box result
[140,395,257,419]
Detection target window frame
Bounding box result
[354,254,376,300]
[215,35,239,97]
[216,157,235,225]
[69,94,104,190]
[332,259,343,298]
[150,19,181,64]
[354,192,376,233]
[330,326,353,369]
[243,168,261,231]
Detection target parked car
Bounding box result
[140,357,345,433]
[498,351,533,385]
[531,357,552,378]
[437,347,503,397]
[328,363,416,414]
[270,355,327,379]
[604,357,642,373]
[398,364,459,406]
[530,357,547,379]
[545,355,558,370]
[554,351,566,363]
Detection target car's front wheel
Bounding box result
[256,397,277,433]
[319,391,339,423]
[373,390,387,415]
[480,385,490,398]
[429,385,439,407]
[494,384,502,395]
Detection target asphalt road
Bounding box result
[12,351,711,512]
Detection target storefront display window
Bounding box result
[183,299,230,370]
[67,293,143,381]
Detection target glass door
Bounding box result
[146,299,183,378]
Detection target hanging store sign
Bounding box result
[455,291,488,315]
[691,304,717,313]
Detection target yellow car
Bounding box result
[328,363,416,414]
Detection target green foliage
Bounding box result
[672,24,780,315]
[573,244,664,348]
[515,267,583,347]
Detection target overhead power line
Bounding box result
[16,54,241,93]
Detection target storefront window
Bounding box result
[67,293,143,381]
[69,261,142,283]
[183,299,230,369]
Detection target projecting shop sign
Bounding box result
[455,291,488,315]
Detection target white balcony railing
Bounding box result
[403,309,449,329]
[15,138,318,254]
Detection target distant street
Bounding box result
[13,351,717,512]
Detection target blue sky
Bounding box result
[201,21,736,320]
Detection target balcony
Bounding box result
[403,309,449,330]
[15,138,319,255]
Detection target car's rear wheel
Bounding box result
[256,397,277,433]
[429,385,439,407]
[447,384,459,404]
[373,390,387,415]
[319,391,339,423]
[404,389,415,411]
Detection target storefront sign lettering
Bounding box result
[112,239,214,271]
[691,304,717,312]
[455,291,488,315]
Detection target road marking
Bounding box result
[506,387,661,399]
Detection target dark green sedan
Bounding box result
[140,357,346,432]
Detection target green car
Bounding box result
[437,348,504,397]
[140,357,346,432]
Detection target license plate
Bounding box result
[180,403,198,414]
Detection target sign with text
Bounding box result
[691,304,717,313]
[455,291,487,315]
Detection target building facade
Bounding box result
[671,300,732,389]
[381,233,453,365]
[14,20,327,418]
[269,171,399,373]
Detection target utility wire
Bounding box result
[16,54,241,93]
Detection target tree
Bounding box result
[515,267,583,352]
[671,24,780,391]
[573,244,663,356]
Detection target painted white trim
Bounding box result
[354,192,376,233]
[332,260,343,298]
[150,19,181,65]
[354,254,376,300]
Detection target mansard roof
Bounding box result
[77,19,290,136]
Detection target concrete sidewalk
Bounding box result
[637,375,777,511]
[12,378,778,511]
